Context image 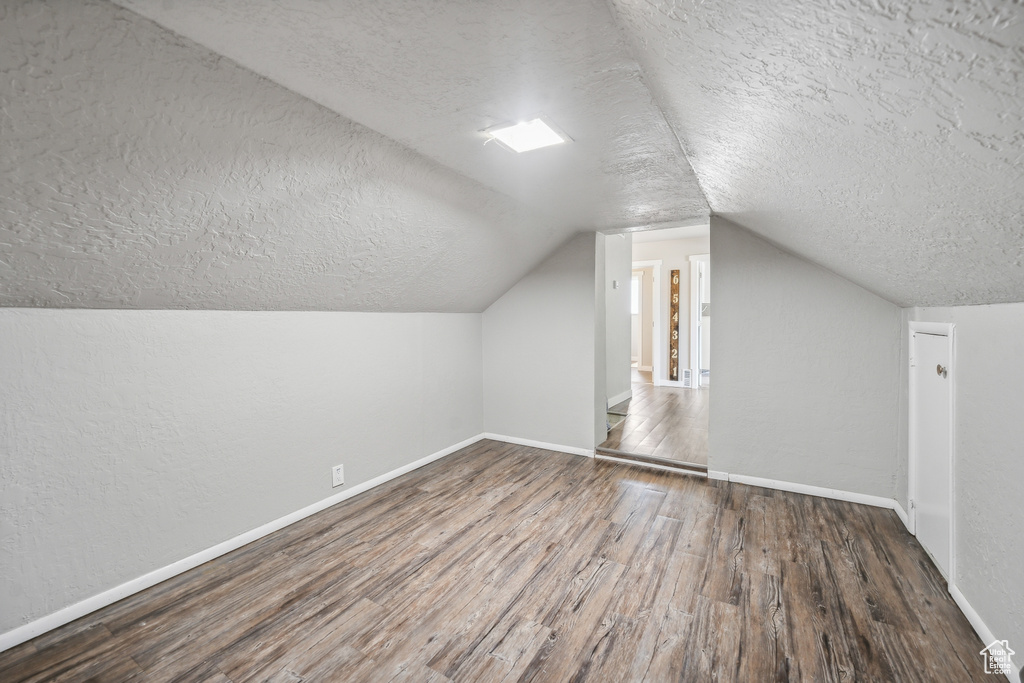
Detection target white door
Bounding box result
[910,329,953,578]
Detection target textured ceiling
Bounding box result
[111,0,709,233]
[610,0,1024,306]
[631,224,710,243]
[4,0,1023,311]
[0,0,574,311]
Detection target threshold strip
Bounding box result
[594,448,708,476]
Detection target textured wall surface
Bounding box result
[710,217,902,497]
[611,0,1024,307]
[483,233,597,451]
[111,0,709,233]
[0,0,564,311]
[0,309,483,633]
[911,303,1024,659]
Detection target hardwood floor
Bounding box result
[601,369,709,466]
[0,440,989,682]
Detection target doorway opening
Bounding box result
[689,254,710,387]
[598,223,711,474]
[630,271,643,369]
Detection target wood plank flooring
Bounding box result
[0,440,990,682]
[601,369,709,465]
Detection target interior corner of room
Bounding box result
[2,1,1021,680]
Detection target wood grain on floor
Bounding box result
[0,440,989,682]
[601,369,709,466]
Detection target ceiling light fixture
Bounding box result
[486,118,569,153]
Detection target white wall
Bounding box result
[0,309,482,636]
[709,217,902,497]
[909,303,1024,659]
[604,234,633,404]
[482,233,598,453]
[637,267,654,369]
[594,235,608,448]
[633,235,710,380]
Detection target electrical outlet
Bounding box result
[332,464,344,487]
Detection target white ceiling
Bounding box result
[630,224,710,243]
[610,0,1024,306]
[0,1,570,311]
[3,0,1023,310]
[110,0,1024,307]
[112,0,709,233]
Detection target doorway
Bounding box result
[908,322,955,579]
[689,254,710,387]
[598,224,711,473]
[630,272,642,367]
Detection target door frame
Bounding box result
[688,254,710,385]
[907,320,956,581]
[629,271,642,365]
[632,260,662,382]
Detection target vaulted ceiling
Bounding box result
[2,0,1022,310]
[611,0,1024,307]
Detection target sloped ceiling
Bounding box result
[0,0,707,311]
[3,0,1022,310]
[610,0,1024,307]
[111,0,709,233]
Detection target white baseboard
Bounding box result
[483,433,594,458]
[725,472,896,510]
[654,378,690,388]
[0,433,486,654]
[950,584,1019,682]
[720,471,1018,681]
[639,365,653,372]
[722,474,915,538]
[707,470,729,481]
[892,500,911,532]
[608,389,632,407]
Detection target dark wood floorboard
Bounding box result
[0,440,990,682]
[601,369,709,465]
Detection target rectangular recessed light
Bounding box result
[486,118,569,153]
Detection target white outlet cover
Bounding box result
[332,464,344,487]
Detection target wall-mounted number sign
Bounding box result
[669,269,680,381]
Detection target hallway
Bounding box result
[599,368,708,467]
